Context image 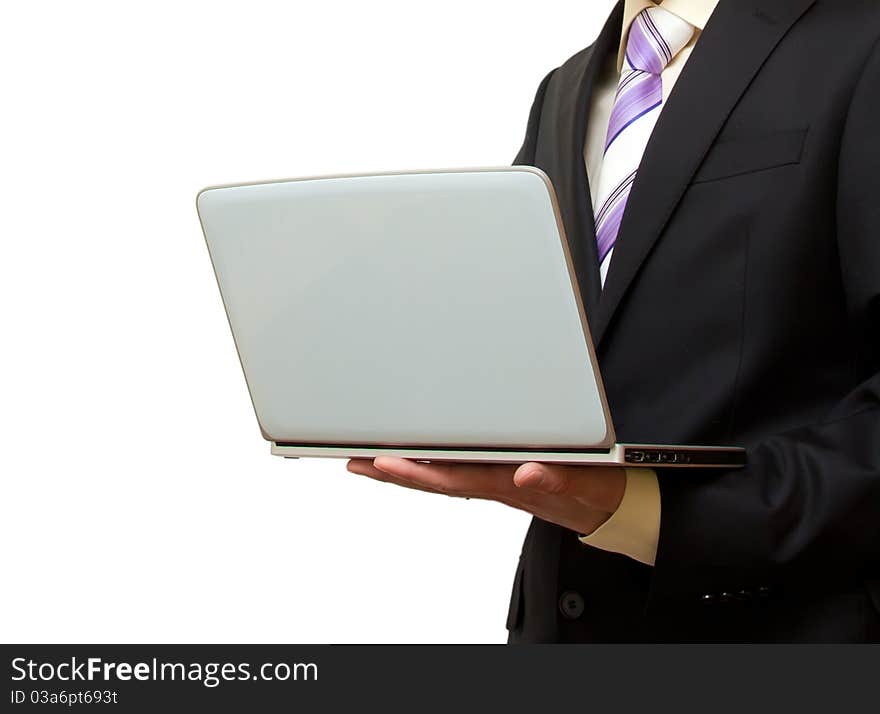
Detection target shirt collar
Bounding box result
[617,0,720,71]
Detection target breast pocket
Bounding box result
[690,128,808,184]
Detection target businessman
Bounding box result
[348,0,880,642]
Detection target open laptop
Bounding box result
[196,167,745,468]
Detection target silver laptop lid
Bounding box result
[197,167,615,450]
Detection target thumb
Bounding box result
[513,462,625,512]
[513,462,570,495]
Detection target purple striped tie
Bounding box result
[593,7,694,275]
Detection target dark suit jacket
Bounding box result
[506,0,880,643]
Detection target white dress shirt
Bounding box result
[578,0,720,566]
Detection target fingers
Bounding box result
[513,462,626,513]
[346,459,445,496]
[347,457,625,525]
[345,457,622,536]
[371,456,517,500]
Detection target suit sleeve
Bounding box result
[512,68,556,166]
[649,39,880,606]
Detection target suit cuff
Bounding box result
[578,468,661,566]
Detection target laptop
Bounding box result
[197,167,745,468]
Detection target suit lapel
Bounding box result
[591,0,817,346]
[550,1,624,321]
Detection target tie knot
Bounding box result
[624,6,695,75]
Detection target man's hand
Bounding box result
[346,457,627,537]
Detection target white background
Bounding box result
[1,0,617,643]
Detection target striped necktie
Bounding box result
[593,6,694,284]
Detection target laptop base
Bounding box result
[270,442,746,468]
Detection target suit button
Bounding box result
[700,593,716,605]
[558,590,585,620]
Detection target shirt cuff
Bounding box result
[578,468,661,566]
